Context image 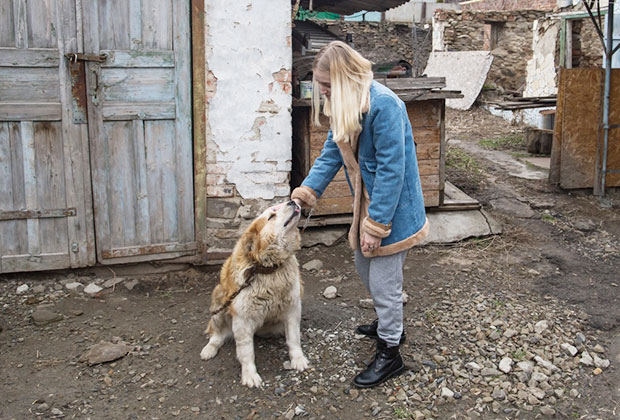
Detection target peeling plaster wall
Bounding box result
[204,0,293,261]
[205,0,292,201]
[524,18,559,98]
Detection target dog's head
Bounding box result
[239,200,302,266]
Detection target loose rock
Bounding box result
[80,340,132,365]
[323,286,337,299]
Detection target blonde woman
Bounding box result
[292,41,430,388]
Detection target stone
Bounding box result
[396,388,407,401]
[529,387,545,400]
[569,389,579,398]
[402,291,409,305]
[302,259,323,271]
[206,198,240,219]
[560,343,578,357]
[488,330,501,340]
[441,387,454,398]
[16,284,29,294]
[413,411,425,420]
[540,406,556,416]
[481,367,502,377]
[84,283,103,297]
[323,286,337,299]
[102,277,125,288]
[593,344,605,353]
[517,360,534,375]
[301,227,347,248]
[534,320,549,334]
[50,408,64,417]
[592,367,603,375]
[32,285,46,294]
[554,389,564,398]
[80,341,132,365]
[530,372,549,383]
[359,298,374,309]
[125,279,140,290]
[534,356,558,372]
[275,387,286,395]
[503,328,518,338]
[466,362,482,371]
[492,388,506,401]
[593,355,610,369]
[499,358,513,373]
[65,282,84,291]
[349,389,359,400]
[579,352,593,366]
[31,308,63,326]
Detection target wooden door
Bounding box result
[81,0,195,264]
[0,0,95,273]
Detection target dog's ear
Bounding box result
[243,218,269,261]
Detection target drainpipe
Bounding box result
[601,1,615,197]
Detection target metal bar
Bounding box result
[0,208,77,221]
[607,169,620,173]
[584,0,607,48]
[600,0,615,197]
[64,53,107,63]
[612,41,620,56]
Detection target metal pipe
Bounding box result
[601,0,615,196]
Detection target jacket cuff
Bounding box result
[363,216,392,239]
[291,186,318,208]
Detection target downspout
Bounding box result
[601,0,615,197]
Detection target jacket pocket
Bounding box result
[364,159,377,173]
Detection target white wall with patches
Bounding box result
[205,0,292,200]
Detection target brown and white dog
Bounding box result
[200,200,309,387]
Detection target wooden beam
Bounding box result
[191,0,208,263]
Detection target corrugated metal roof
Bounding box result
[298,1,410,15]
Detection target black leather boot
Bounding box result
[353,338,405,388]
[356,319,406,344]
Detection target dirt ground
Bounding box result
[1,107,619,420]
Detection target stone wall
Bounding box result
[460,0,557,11]
[577,19,604,68]
[204,0,292,261]
[434,9,548,92]
[324,21,433,77]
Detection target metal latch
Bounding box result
[64,53,108,63]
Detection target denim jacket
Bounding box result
[292,81,429,256]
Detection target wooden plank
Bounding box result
[0,208,76,221]
[418,159,440,176]
[0,68,60,101]
[26,0,57,48]
[191,0,208,261]
[416,143,440,160]
[57,0,95,267]
[9,122,26,255]
[101,68,175,102]
[143,0,173,50]
[0,103,62,121]
[97,0,130,50]
[423,189,440,207]
[420,174,440,190]
[406,100,441,128]
[129,0,142,50]
[102,102,176,120]
[102,50,174,68]
[0,122,18,259]
[81,0,99,53]
[0,48,60,66]
[314,196,353,216]
[34,122,68,254]
[144,120,167,244]
[20,121,40,256]
[412,126,441,145]
[321,180,352,199]
[105,121,137,247]
[1,253,70,273]
[14,0,27,49]
[102,241,197,259]
[131,120,150,245]
[173,0,194,243]
[0,1,15,48]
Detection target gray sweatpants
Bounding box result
[354,248,408,347]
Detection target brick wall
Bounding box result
[460,0,557,11]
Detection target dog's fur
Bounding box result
[200,201,309,387]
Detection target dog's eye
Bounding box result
[268,213,276,221]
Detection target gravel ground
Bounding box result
[1,107,619,420]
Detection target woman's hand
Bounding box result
[361,231,381,253]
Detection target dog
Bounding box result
[200,200,309,387]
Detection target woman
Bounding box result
[291,41,430,388]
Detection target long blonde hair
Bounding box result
[312,41,373,143]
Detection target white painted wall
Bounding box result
[524,18,559,98]
[205,0,292,200]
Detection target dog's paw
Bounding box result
[290,355,310,372]
[200,344,218,360]
[241,371,263,388]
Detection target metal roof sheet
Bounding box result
[298,1,410,15]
